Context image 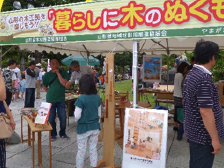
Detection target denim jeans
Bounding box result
[24,88,35,108]
[48,102,66,137]
[189,140,215,168]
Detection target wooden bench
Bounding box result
[156,93,174,105]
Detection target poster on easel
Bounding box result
[122,108,168,168]
[143,55,162,82]
[35,102,52,124]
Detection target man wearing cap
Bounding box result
[35,63,42,99]
[66,60,94,88]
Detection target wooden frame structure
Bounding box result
[97,53,120,168]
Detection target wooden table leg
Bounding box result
[21,115,23,143]
[38,132,42,167]
[120,108,125,136]
[49,131,52,168]
[116,109,125,140]
[32,132,35,168]
[33,131,35,142]
[28,125,31,146]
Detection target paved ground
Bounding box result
[5,91,224,168]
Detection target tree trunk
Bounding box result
[34,50,42,63]
[21,51,25,71]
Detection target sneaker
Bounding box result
[60,134,70,139]
[51,135,57,141]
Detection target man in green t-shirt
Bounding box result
[42,57,70,140]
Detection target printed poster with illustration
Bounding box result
[35,102,52,124]
[122,108,168,168]
[143,55,162,82]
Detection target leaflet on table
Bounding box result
[35,102,52,124]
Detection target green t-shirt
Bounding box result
[42,70,70,103]
[75,94,101,134]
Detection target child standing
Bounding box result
[12,73,20,102]
[19,74,26,100]
[74,74,101,168]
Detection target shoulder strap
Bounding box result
[48,75,58,87]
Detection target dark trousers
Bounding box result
[189,141,215,168]
[24,88,35,108]
[5,90,12,107]
[178,123,184,136]
[48,102,66,137]
[0,139,6,168]
[174,105,182,122]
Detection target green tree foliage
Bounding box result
[211,51,224,82]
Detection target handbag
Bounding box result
[0,113,13,139]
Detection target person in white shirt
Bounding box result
[173,62,189,131]
[66,60,94,88]
[13,62,21,80]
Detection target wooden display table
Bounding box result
[138,88,174,104]
[65,96,79,126]
[22,115,52,168]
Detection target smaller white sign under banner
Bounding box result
[122,108,168,168]
[143,55,162,83]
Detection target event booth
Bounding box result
[0,0,224,167]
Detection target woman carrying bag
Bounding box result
[0,69,16,168]
[0,101,15,168]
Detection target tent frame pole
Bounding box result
[133,40,138,108]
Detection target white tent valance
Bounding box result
[19,36,224,56]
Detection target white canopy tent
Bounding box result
[18,36,224,107]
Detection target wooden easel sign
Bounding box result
[122,108,168,168]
